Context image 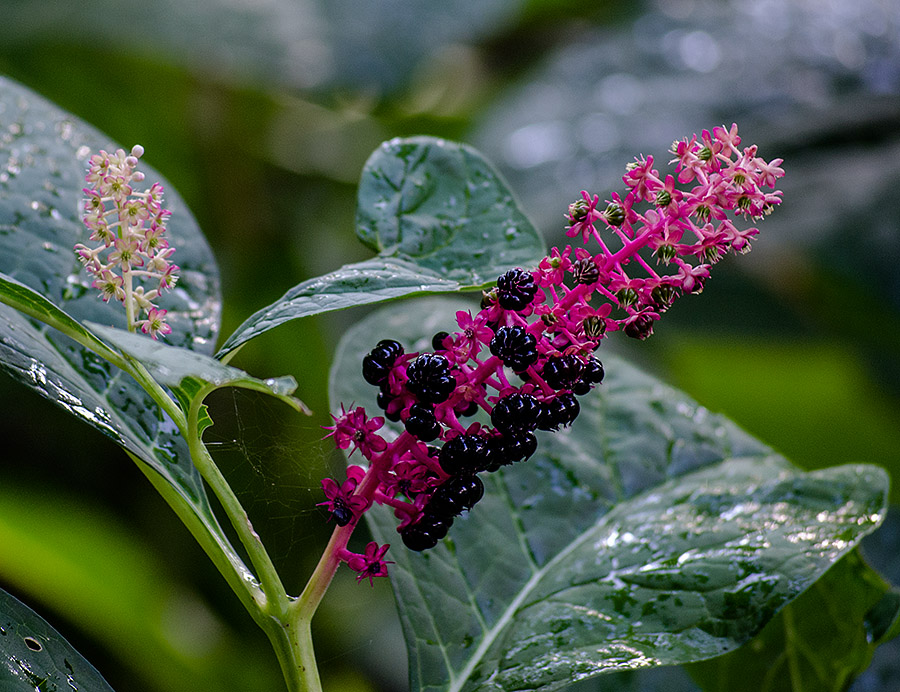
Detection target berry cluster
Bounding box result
[322,124,784,584]
[74,146,179,339]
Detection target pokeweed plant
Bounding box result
[0,75,895,692]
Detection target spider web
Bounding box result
[201,387,347,590]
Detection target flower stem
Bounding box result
[123,268,135,332]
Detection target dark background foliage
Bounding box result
[1,1,898,690]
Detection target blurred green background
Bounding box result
[1,0,899,691]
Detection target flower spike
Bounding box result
[323,124,784,583]
[74,146,179,338]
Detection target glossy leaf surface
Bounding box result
[0,482,282,692]
[0,78,246,584]
[0,586,115,692]
[329,298,889,692]
[88,322,307,417]
[217,136,544,357]
[687,551,895,692]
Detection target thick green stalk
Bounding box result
[186,386,289,611]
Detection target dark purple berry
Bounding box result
[439,434,488,475]
[376,390,402,422]
[362,339,404,385]
[542,354,584,391]
[499,432,537,463]
[496,268,538,311]
[400,512,453,551]
[428,475,485,518]
[406,353,456,404]
[583,357,604,384]
[491,392,541,433]
[572,379,591,395]
[363,358,391,386]
[432,331,450,351]
[456,400,480,417]
[537,393,580,431]
[483,436,510,472]
[404,403,441,442]
[400,525,438,551]
[490,326,538,372]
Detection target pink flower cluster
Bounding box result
[321,124,784,585]
[562,123,784,338]
[74,146,179,339]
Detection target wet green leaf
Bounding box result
[0,272,119,362]
[0,482,282,692]
[687,551,893,692]
[218,137,544,357]
[0,78,249,589]
[329,298,889,692]
[88,322,308,416]
[0,585,115,692]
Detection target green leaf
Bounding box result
[687,551,893,692]
[328,298,889,692]
[0,78,249,589]
[0,586,115,692]
[217,136,545,358]
[0,271,120,363]
[87,322,308,416]
[0,482,282,692]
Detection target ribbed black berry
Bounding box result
[428,475,485,518]
[432,331,450,351]
[362,339,404,386]
[483,436,510,472]
[497,431,537,463]
[583,357,604,384]
[491,392,541,433]
[400,512,453,551]
[406,353,456,404]
[439,434,489,475]
[571,257,600,285]
[496,268,538,311]
[404,403,441,441]
[490,326,538,371]
[542,354,585,391]
[537,393,580,431]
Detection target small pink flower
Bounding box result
[451,310,493,361]
[325,405,388,458]
[140,307,172,339]
[345,542,393,586]
[565,191,603,244]
[318,466,370,526]
[536,246,572,287]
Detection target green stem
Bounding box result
[260,613,322,692]
[186,385,289,611]
[123,269,135,332]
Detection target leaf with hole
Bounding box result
[0,585,115,692]
[329,298,889,692]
